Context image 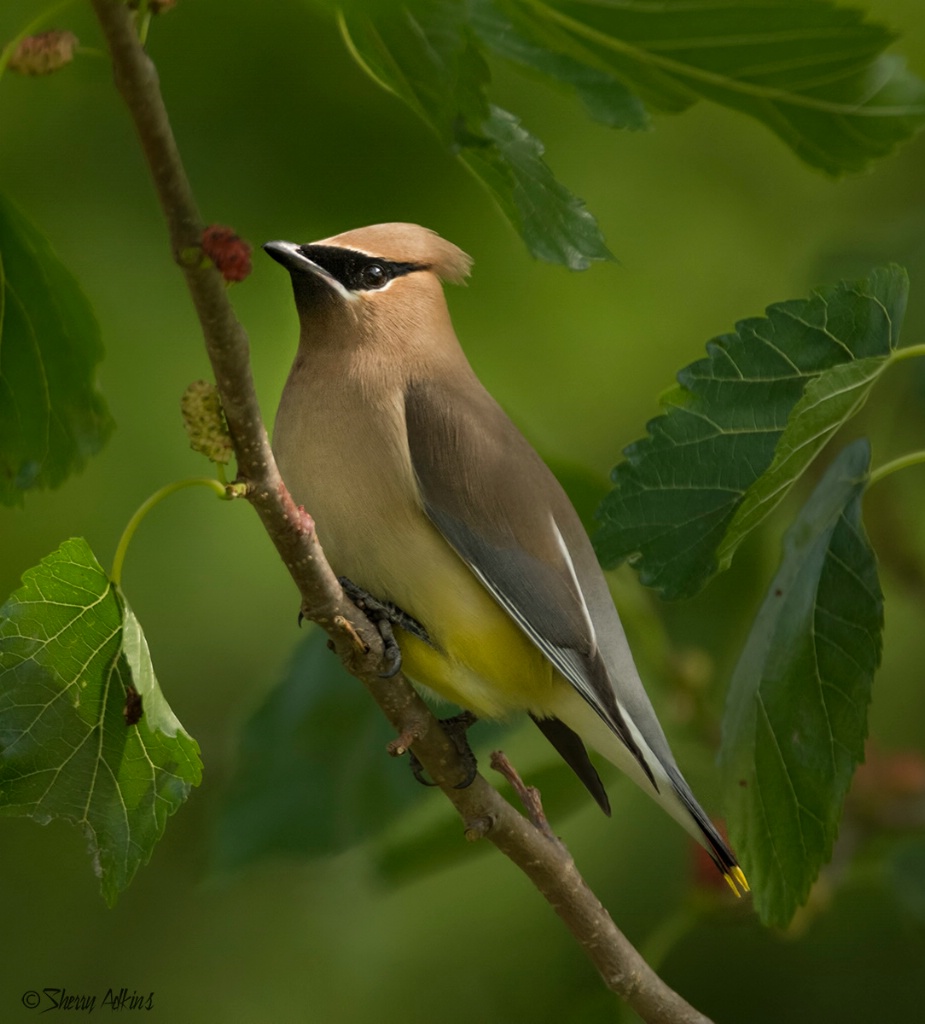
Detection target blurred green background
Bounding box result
[2,2,925,1022]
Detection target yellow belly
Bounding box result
[395,571,561,720]
[334,508,562,720]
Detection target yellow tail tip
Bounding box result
[724,865,750,897]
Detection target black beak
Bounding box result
[263,240,353,301]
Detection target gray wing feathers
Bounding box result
[404,379,658,787]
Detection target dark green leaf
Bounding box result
[0,193,114,505]
[470,0,650,130]
[339,1,923,262]
[0,539,202,905]
[466,104,613,266]
[500,0,925,175]
[213,629,417,871]
[595,266,906,599]
[340,0,612,268]
[719,440,883,927]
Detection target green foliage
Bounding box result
[0,193,114,505]
[720,440,883,927]
[469,0,650,130]
[340,0,613,269]
[339,0,925,266]
[0,539,201,906]
[1,0,923,935]
[214,629,418,870]
[488,0,925,175]
[595,266,906,599]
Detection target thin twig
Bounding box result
[490,749,557,840]
[88,4,715,1021]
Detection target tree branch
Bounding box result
[89,3,714,1021]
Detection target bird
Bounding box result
[265,222,747,896]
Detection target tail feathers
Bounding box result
[666,765,749,897]
[542,690,749,896]
[531,714,611,816]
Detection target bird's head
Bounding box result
[264,223,472,354]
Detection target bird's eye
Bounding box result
[360,262,388,290]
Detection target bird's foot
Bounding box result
[337,576,433,678]
[409,710,479,790]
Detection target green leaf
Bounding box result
[595,265,907,599]
[0,539,202,905]
[213,629,418,871]
[468,104,613,266]
[340,0,612,268]
[469,0,650,130]
[719,440,883,927]
[0,193,114,505]
[496,0,925,176]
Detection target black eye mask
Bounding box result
[297,245,426,292]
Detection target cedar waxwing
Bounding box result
[265,223,747,895]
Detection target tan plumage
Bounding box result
[266,223,747,895]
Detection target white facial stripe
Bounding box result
[348,275,403,298]
[266,241,358,302]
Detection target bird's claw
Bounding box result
[406,711,479,789]
[337,576,433,678]
[375,617,403,678]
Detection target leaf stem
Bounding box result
[888,342,925,364]
[111,477,227,587]
[868,450,925,489]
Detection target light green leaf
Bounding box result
[0,193,114,505]
[0,539,202,905]
[720,440,882,927]
[340,0,612,268]
[595,266,907,599]
[505,0,925,175]
[718,355,891,563]
[213,629,418,871]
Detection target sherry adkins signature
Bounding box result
[21,988,154,1012]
